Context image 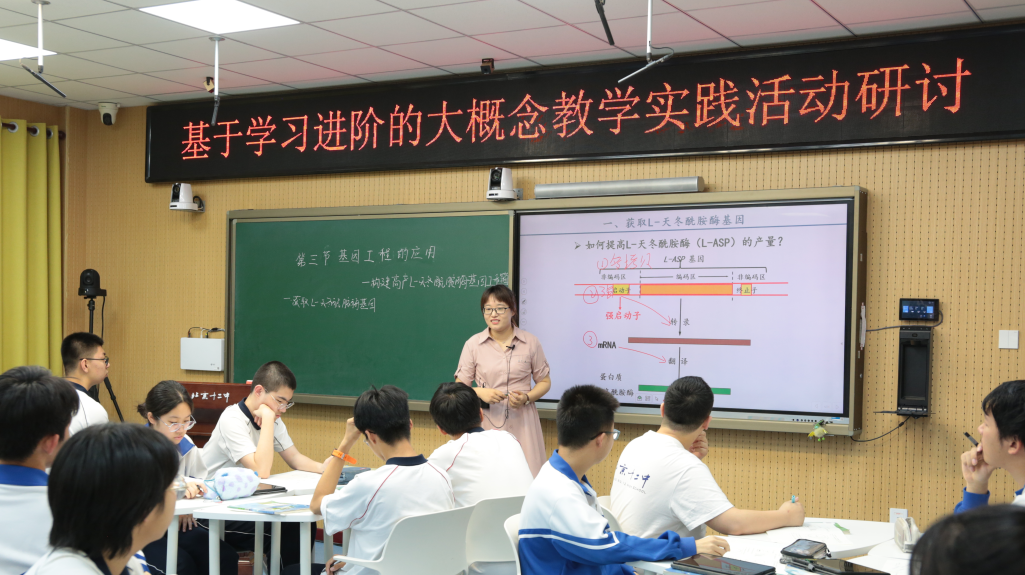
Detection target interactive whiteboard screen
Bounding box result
[517,199,854,422]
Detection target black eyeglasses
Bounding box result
[590,429,620,441]
[80,355,109,366]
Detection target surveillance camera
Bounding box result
[170,183,205,213]
[486,167,522,201]
[481,58,495,74]
[98,102,119,126]
[204,76,215,93]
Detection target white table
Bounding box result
[167,498,221,575]
[261,470,324,496]
[846,540,911,575]
[628,517,895,575]
[194,494,330,575]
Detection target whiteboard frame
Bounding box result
[225,186,866,436]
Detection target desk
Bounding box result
[261,470,323,496]
[194,494,326,575]
[167,498,220,575]
[628,518,895,575]
[846,540,911,575]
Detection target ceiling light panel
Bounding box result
[0,39,56,63]
[142,0,299,34]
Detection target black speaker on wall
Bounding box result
[897,326,932,416]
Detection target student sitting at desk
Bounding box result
[61,332,109,434]
[311,385,455,575]
[956,379,1025,512]
[201,361,328,571]
[139,380,239,575]
[427,381,534,507]
[518,385,727,575]
[0,366,78,575]
[26,423,181,575]
[611,376,805,539]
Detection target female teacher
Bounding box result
[455,284,551,476]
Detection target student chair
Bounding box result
[503,514,521,575]
[328,506,475,575]
[596,496,623,532]
[466,496,525,567]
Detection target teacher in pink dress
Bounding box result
[454,284,551,476]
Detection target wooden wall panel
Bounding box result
[67,104,1025,529]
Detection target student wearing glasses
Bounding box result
[455,285,552,476]
[60,332,110,434]
[201,361,328,572]
[138,380,239,575]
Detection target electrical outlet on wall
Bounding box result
[890,508,909,523]
[999,330,1019,350]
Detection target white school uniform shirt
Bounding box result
[68,383,108,435]
[611,431,733,540]
[25,549,149,575]
[200,401,294,475]
[320,455,455,575]
[427,428,534,507]
[178,435,210,480]
[0,465,51,575]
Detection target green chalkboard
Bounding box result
[230,212,511,402]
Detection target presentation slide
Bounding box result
[517,200,853,417]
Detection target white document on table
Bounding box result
[723,537,787,574]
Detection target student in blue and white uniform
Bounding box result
[311,386,455,575]
[956,379,1025,513]
[61,333,110,434]
[0,366,79,575]
[139,380,239,575]
[612,377,805,539]
[518,385,728,575]
[26,423,181,575]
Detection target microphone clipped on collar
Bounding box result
[507,344,516,350]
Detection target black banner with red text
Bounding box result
[146,25,1022,182]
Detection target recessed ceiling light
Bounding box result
[0,38,55,63]
[141,0,298,35]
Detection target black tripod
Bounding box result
[80,269,124,422]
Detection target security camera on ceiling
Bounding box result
[98,102,119,126]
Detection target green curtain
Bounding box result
[0,118,62,373]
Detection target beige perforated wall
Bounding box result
[62,104,1025,529]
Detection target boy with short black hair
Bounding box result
[202,361,328,571]
[428,382,533,507]
[518,385,726,575]
[956,379,1025,511]
[612,376,805,539]
[312,386,454,575]
[60,332,109,434]
[0,366,79,575]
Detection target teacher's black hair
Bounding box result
[49,423,178,559]
[0,366,78,462]
[429,382,482,435]
[354,385,411,445]
[911,505,1025,575]
[557,385,619,449]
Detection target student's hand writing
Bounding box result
[689,431,709,460]
[327,557,346,573]
[184,481,205,499]
[181,514,198,532]
[509,391,530,408]
[695,536,730,557]
[961,445,995,494]
[254,404,277,427]
[779,497,805,526]
[476,387,507,404]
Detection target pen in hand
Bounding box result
[964,432,978,447]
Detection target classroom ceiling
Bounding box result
[0,0,1020,111]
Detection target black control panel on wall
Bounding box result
[899,298,940,321]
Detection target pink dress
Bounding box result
[455,326,551,477]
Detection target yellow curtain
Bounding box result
[0,118,62,373]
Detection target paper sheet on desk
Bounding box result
[723,537,787,574]
[747,521,855,550]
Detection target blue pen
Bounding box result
[791,495,796,503]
